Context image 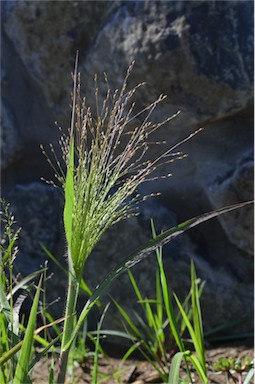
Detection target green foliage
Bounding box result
[0,197,253,383]
[0,200,25,382]
[112,222,208,382]
[13,276,43,383]
[91,303,110,384]
[213,357,254,384]
[0,201,47,382]
[173,262,207,383]
[64,136,75,261]
[213,356,254,373]
[169,351,191,384]
[0,200,64,383]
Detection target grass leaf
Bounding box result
[157,251,184,353]
[186,351,208,383]
[190,260,206,369]
[0,284,11,322]
[243,368,254,384]
[168,351,186,384]
[173,294,208,382]
[64,137,74,253]
[91,303,110,384]
[13,276,43,384]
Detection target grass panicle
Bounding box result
[43,57,187,281]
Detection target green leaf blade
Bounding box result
[169,351,186,384]
[64,137,75,253]
[13,276,43,384]
[190,260,206,369]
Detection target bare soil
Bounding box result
[32,339,254,384]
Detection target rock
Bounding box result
[80,1,253,122]
[1,100,21,169]
[2,1,119,110]
[1,23,57,178]
[207,151,254,256]
[5,183,63,275]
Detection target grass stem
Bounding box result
[57,249,79,384]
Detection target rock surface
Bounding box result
[1,1,253,333]
[5,183,63,276]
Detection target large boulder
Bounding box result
[1,1,253,333]
[207,150,254,256]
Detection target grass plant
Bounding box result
[1,52,253,383]
[111,221,207,383]
[213,357,254,384]
[0,200,61,383]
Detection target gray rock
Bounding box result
[2,1,119,110]
[81,1,253,123]
[1,23,57,176]
[1,101,21,169]
[207,151,254,256]
[5,183,63,277]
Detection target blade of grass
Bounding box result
[64,137,74,254]
[133,310,157,344]
[150,221,166,349]
[142,299,166,359]
[157,252,184,353]
[6,267,47,301]
[44,311,62,337]
[168,351,187,384]
[173,292,207,380]
[13,276,43,384]
[48,356,55,384]
[127,269,165,353]
[91,303,110,384]
[128,269,143,304]
[28,334,62,372]
[190,260,206,369]
[1,316,65,366]
[63,52,78,258]
[111,298,143,339]
[186,350,208,383]
[173,293,200,354]
[121,340,142,362]
[243,368,254,384]
[169,349,208,383]
[0,284,11,321]
[155,270,163,334]
[0,340,23,366]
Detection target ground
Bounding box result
[32,339,254,383]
